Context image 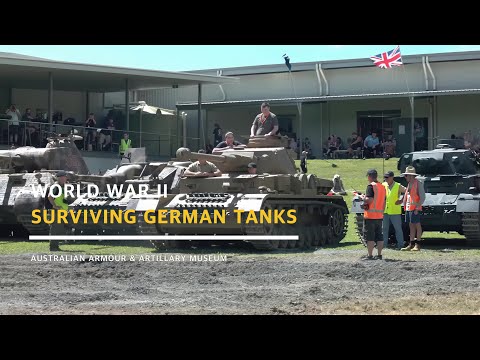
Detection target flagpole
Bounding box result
[284,55,303,155]
[371,46,415,152]
[399,46,415,152]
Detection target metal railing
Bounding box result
[0,118,201,157]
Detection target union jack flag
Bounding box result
[370,46,403,69]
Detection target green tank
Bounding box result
[129,136,349,250]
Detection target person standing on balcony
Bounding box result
[213,123,222,147]
[119,132,132,159]
[6,104,21,146]
[85,113,96,150]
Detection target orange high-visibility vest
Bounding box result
[364,182,386,219]
[403,179,422,211]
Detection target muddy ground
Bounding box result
[1,250,480,315]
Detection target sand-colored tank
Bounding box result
[132,135,349,250]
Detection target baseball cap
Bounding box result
[366,169,377,177]
[248,162,257,168]
[56,170,67,177]
[384,171,394,178]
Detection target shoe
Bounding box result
[375,255,383,260]
[401,244,413,251]
[362,255,375,260]
[411,242,421,251]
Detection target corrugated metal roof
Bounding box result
[0,52,239,92]
[176,88,480,109]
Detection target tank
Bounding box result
[0,133,89,237]
[351,144,480,246]
[68,159,191,235]
[127,135,349,250]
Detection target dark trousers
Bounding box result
[49,211,68,250]
[364,145,380,158]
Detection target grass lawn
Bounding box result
[0,158,471,255]
[294,157,467,247]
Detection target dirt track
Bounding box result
[1,250,480,314]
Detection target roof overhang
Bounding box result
[0,52,239,92]
[176,88,480,110]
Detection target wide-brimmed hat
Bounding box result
[402,166,418,176]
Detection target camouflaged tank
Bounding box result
[68,157,191,235]
[134,135,349,250]
[0,133,89,237]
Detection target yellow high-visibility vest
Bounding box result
[53,185,69,211]
[119,139,131,154]
[383,181,401,215]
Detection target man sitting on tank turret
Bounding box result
[184,149,223,177]
[212,131,246,153]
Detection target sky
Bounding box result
[0,45,479,72]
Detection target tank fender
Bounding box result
[456,194,480,212]
[126,195,176,212]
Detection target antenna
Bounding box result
[382,111,385,176]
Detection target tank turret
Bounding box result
[0,133,89,174]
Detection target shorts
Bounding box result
[363,219,383,242]
[351,143,362,150]
[405,210,421,224]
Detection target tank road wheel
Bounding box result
[328,208,346,245]
[303,227,313,249]
[311,226,320,247]
[462,213,480,246]
[309,206,320,247]
[287,226,297,249]
[248,205,279,250]
[276,227,288,249]
[275,205,289,249]
[318,226,327,246]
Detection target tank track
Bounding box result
[246,198,348,250]
[17,214,50,236]
[461,213,480,245]
[355,213,367,247]
[139,212,185,250]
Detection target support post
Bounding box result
[299,102,303,158]
[48,72,53,132]
[125,79,130,131]
[410,96,415,152]
[198,84,202,150]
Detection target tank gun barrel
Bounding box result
[176,148,227,163]
[176,147,256,172]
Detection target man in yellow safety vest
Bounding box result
[119,132,132,158]
[382,171,406,249]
